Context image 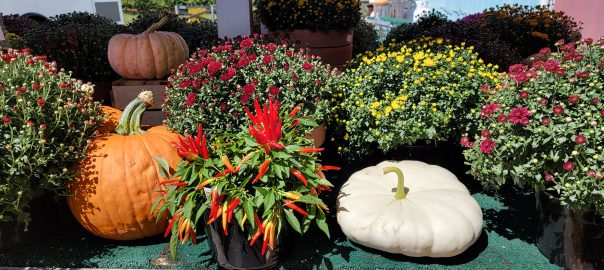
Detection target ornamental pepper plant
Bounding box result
[0,48,103,228]
[463,37,604,215]
[154,98,337,259]
[163,34,337,140]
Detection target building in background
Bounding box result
[1,0,124,24]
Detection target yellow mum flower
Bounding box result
[422,58,436,67]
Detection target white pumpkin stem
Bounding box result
[115,91,154,135]
[383,167,406,200]
[144,14,171,34]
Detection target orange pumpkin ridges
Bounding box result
[107,14,189,80]
[67,91,181,240]
[98,105,122,133]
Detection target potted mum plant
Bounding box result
[463,37,604,269]
[333,37,499,166]
[153,98,337,269]
[255,0,361,68]
[0,48,102,249]
[163,35,336,147]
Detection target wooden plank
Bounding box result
[141,110,166,126]
[111,79,167,110]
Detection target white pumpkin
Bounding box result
[337,160,483,257]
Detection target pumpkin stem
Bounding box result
[383,166,406,200]
[144,14,172,34]
[115,91,154,135]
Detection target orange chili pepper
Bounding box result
[221,202,228,235]
[164,213,181,237]
[158,178,180,185]
[252,159,271,184]
[221,156,237,173]
[299,147,324,153]
[289,103,302,117]
[236,153,252,171]
[195,178,214,190]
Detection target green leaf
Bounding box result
[170,230,179,261]
[156,201,170,223]
[297,117,318,127]
[183,199,193,219]
[244,136,259,146]
[263,192,275,212]
[235,208,245,230]
[316,209,330,238]
[194,200,210,224]
[285,145,301,152]
[296,195,327,207]
[153,157,171,179]
[244,200,256,230]
[317,178,333,187]
[284,209,302,234]
[273,151,292,159]
[150,196,164,215]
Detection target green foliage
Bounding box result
[464,38,604,216]
[333,37,500,158]
[255,0,361,32]
[352,20,379,57]
[0,49,103,228]
[128,11,217,51]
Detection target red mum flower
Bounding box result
[599,61,604,67]
[459,136,473,148]
[173,123,210,161]
[568,95,580,103]
[262,55,274,65]
[179,79,192,88]
[556,68,566,76]
[563,161,574,171]
[553,105,564,115]
[208,61,223,76]
[588,170,596,177]
[303,62,313,70]
[592,98,600,104]
[240,38,253,48]
[37,98,46,107]
[244,98,285,154]
[266,43,277,53]
[2,117,10,124]
[508,64,524,74]
[243,84,256,94]
[575,134,586,144]
[541,117,551,125]
[543,60,560,72]
[585,38,594,44]
[539,98,548,105]
[186,93,197,106]
[513,72,528,83]
[480,84,490,92]
[545,173,553,181]
[32,83,40,91]
[220,67,236,81]
[479,138,496,154]
[269,86,280,96]
[481,129,490,137]
[59,83,67,89]
[508,107,531,125]
[481,103,500,118]
[497,114,508,123]
[539,47,551,55]
[576,71,589,78]
[519,91,529,99]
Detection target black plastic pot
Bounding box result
[0,219,30,254]
[204,214,291,270]
[535,192,604,270]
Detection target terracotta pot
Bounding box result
[536,192,604,270]
[304,123,326,148]
[275,29,354,67]
[290,29,353,48]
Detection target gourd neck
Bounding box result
[383,166,406,200]
[115,91,154,135]
[144,15,171,34]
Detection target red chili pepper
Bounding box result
[208,194,225,224]
[261,231,270,255]
[317,185,332,192]
[189,224,197,244]
[249,228,263,246]
[209,189,218,219]
[291,119,299,127]
[289,103,302,117]
[170,182,186,187]
[310,187,317,195]
[164,213,181,237]
[316,170,326,179]
[254,213,264,232]
[221,156,237,173]
[284,200,309,216]
[319,165,341,171]
[268,141,285,149]
[200,134,209,159]
[252,159,271,184]
[226,197,240,223]
[299,147,324,153]
[290,169,308,186]
[158,178,180,185]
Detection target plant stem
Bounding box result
[383,166,406,200]
[144,15,171,34]
[115,91,154,135]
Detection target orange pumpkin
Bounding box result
[68,91,181,240]
[107,15,189,80]
[98,106,122,133]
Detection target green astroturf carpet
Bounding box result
[0,147,562,270]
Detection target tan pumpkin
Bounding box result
[67,91,182,240]
[98,105,122,133]
[107,15,189,79]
